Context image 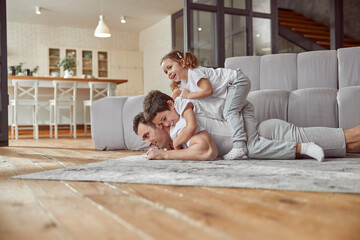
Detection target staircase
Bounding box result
[278,8,360,51]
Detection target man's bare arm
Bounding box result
[146,130,218,160]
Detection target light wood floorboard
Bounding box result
[1,137,359,240]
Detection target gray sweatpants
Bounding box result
[258,119,346,158]
[223,69,251,148]
[241,101,297,159]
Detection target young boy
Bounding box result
[143,90,202,149]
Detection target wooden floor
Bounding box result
[1,136,360,240]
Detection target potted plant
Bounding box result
[56,56,76,78]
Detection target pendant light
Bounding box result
[94,0,111,38]
[94,15,111,38]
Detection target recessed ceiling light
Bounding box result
[35,6,41,15]
[121,16,126,24]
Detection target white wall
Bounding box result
[7,22,140,77]
[139,16,173,96]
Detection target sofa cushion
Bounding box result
[247,89,289,123]
[123,95,148,151]
[260,53,297,91]
[297,50,337,89]
[91,97,127,150]
[288,88,338,128]
[224,56,261,91]
[337,47,360,88]
[338,86,360,129]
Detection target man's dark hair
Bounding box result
[133,112,155,134]
[143,90,173,122]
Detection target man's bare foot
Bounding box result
[344,124,360,151]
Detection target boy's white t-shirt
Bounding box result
[178,66,237,120]
[170,97,233,156]
[169,98,205,148]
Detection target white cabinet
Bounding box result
[110,50,143,96]
[47,47,109,78]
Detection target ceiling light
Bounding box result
[35,6,41,15]
[94,15,111,38]
[121,16,126,24]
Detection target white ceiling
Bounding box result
[6,0,184,33]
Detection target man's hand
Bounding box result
[180,88,190,98]
[146,147,167,160]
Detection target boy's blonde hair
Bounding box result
[161,50,199,90]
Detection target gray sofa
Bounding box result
[91,46,360,151]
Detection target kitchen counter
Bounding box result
[8,76,128,126]
[8,75,127,86]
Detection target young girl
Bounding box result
[160,50,251,160]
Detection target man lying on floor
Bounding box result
[134,112,360,161]
[133,92,360,161]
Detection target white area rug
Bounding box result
[14,154,360,193]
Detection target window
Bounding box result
[175,0,277,67]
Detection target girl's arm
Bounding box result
[171,88,182,99]
[180,78,213,99]
[173,103,197,149]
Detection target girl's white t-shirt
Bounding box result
[183,66,237,99]
[178,66,237,120]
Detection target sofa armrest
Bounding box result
[91,96,128,150]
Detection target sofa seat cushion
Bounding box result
[247,89,290,123]
[288,88,338,128]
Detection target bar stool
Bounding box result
[9,80,39,140]
[83,82,112,136]
[49,81,77,138]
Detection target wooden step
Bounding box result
[278,17,323,26]
[316,41,360,47]
[279,22,329,31]
[278,14,312,21]
[291,28,329,35]
[304,34,360,43]
[278,9,303,16]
